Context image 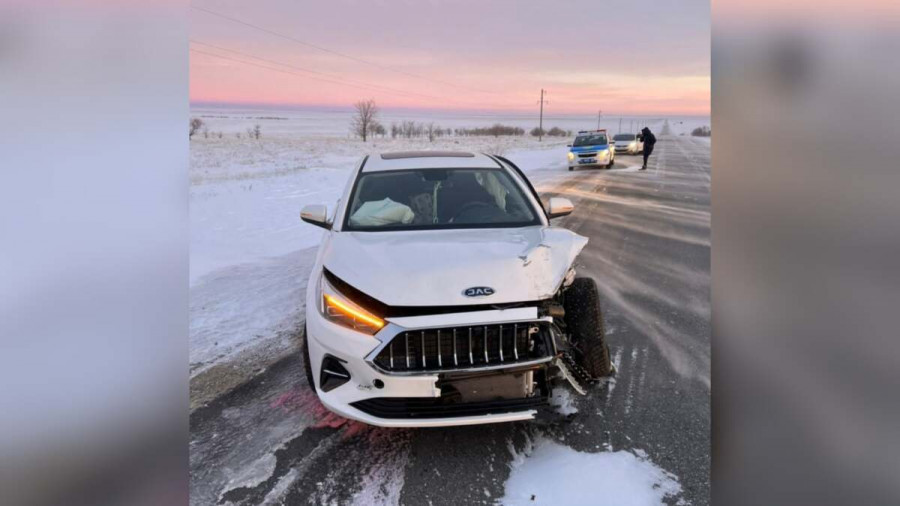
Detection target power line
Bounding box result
[190,44,513,109]
[190,48,441,102]
[190,40,449,103]
[191,5,500,96]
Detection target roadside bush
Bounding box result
[381,121,527,139]
[691,126,711,137]
[457,124,524,137]
[530,127,545,137]
[189,118,204,139]
[547,126,567,137]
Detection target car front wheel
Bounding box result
[563,277,613,378]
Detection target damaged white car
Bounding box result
[300,151,612,427]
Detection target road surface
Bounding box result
[190,135,711,505]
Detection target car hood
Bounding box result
[321,226,588,307]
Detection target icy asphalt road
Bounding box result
[189,136,711,505]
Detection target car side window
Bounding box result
[494,156,547,220]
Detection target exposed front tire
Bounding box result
[302,327,317,393]
[607,156,615,169]
[563,277,613,378]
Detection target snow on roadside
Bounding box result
[502,438,683,505]
[190,166,349,285]
[189,247,315,377]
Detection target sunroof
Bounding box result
[380,151,475,160]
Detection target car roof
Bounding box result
[362,151,501,172]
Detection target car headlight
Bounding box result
[629,142,636,148]
[599,149,608,156]
[318,274,385,335]
[567,152,575,161]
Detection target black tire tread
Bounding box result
[563,277,612,378]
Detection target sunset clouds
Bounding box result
[191,0,709,114]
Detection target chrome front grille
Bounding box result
[577,152,597,157]
[372,322,552,373]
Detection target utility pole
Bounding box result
[538,89,546,142]
[597,110,602,130]
[618,117,622,134]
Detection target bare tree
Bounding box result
[350,99,378,142]
[368,120,385,139]
[401,120,415,139]
[189,118,204,139]
[426,122,436,142]
[252,124,261,139]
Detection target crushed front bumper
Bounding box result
[306,306,557,427]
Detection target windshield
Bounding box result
[573,134,607,147]
[345,168,540,231]
[613,134,635,141]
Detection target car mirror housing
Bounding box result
[301,204,331,229]
[547,197,574,219]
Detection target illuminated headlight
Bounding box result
[629,142,636,148]
[318,274,385,335]
[598,149,609,156]
[567,152,575,161]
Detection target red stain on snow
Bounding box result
[270,388,404,441]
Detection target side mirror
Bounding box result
[566,144,572,147]
[300,204,331,229]
[547,197,574,219]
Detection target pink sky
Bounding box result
[191,0,710,115]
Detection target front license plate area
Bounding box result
[578,158,596,164]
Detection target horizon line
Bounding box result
[189,100,710,118]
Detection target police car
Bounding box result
[567,129,615,171]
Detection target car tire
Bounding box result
[302,327,317,393]
[607,156,615,169]
[568,166,574,171]
[563,277,613,378]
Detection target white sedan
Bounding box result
[299,151,614,427]
[612,133,644,155]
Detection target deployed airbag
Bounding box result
[349,198,415,227]
[475,171,508,210]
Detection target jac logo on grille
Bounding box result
[463,286,495,297]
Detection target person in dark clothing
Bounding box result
[638,127,657,170]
